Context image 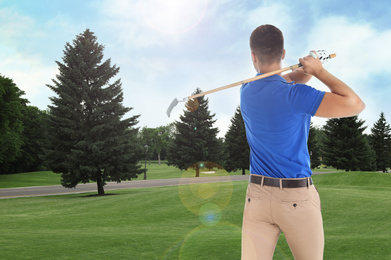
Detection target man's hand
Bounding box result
[299,51,324,77]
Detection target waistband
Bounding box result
[250,174,313,188]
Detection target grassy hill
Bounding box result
[1,171,391,259]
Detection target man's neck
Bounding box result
[258,62,282,74]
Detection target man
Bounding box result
[240,24,365,260]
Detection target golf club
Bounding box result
[166,51,336,117]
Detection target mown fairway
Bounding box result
[0,163,249,189]
[1,172,391,259]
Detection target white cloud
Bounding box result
[0,7,54,108]
[96,0,209,49]
[0,7,35,43]
[2,0,390,136]
[245,3,294,32]
[307,16,391,79]
[214,113,232,139]
[305,16,391,130]
[0,51,58,108]
[140,0,208,34]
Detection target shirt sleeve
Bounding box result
[289,84,325,116]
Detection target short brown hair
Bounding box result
[250,24,284,64]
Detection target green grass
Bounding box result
[0,171,62,188]
[0,163,248,189]
[0,162,339,189]
[1,172,391,259]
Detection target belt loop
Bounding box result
[279,179,282,190]
[307,177,310,189]
[261,176,264,186]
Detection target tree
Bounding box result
[45,29,143,195]
[167,89,223,177]
[139,125,170,165]
[6,106,48,173]
[308,122,321,169]
[153,125,170,164]
[0,75,25,174]
[323,116,376,171]
[139,127,155,165]
[370,112,391,173]
[224,106,249,175]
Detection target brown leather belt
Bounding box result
[250,175,313,188]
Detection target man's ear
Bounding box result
[282,49,286,60]
[251,52,260,73]
[251,52,257,64]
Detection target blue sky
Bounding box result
[1,0,391,137]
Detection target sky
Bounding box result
[1,0,391,137]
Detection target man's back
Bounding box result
[240,74,324,178]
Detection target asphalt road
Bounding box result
[0,175,250,199]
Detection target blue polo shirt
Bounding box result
[240,74,325,178]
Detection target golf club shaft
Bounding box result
[188,64,301,100]
[188,52,336,100]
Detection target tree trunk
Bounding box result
[158,153,161,165]
[97,176,105,196]
[242,168,246,175]
[195,165,200,177]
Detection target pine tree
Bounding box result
[224,106,249,175]
[45,29,143,195]
[323,116,376,171]
[308,122,321,169]
[167,89,223,177]
[370,112,391,173]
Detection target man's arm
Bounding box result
[282,68,312,84]
[299,54,365,118]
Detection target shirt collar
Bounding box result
[255,73,289,84]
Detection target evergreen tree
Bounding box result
[323,116,375,171]
[313,125,326,161]
[0,75,25,174]
[308,122,321,169]
[224,106,249,175]
[370,112,391,172]
[45,29,143,195]
[167,89,223,177]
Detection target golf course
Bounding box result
[1,164,391,259]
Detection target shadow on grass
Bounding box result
[81,193,119,198]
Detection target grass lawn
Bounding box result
[0,171,62,188]
[1,171,391,259]
[0,163,248,189]
[0,162,341,189]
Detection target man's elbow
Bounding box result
[359,100,366,113]
[350,97,365,115]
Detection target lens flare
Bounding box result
[198,203,222,226]
[178,162,233,220]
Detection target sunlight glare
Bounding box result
[140,0,208,34]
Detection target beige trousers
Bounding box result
[241,176,324,260]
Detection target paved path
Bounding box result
[0,171,339,199]
[0,175,249,199]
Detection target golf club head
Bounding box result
[166,97,187,117]
[166,98,179,118]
